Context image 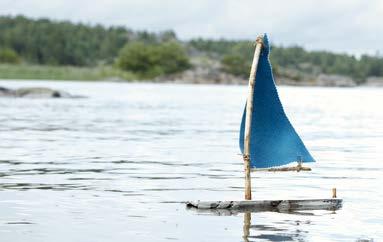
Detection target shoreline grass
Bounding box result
[0,64,137,81]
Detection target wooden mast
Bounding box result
[243,35,264,200]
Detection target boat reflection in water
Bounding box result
[243,212,311,242]
[187,206,339,242]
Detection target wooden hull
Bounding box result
[186,199,342,213]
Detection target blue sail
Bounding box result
[239,34,315,168]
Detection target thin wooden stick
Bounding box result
[253,163,312,172]
[243,35,264,200]
[243,212,251,242]
[332,188,337,198]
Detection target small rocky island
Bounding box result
[0,86,80,98]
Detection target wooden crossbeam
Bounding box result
[253,165,311,172]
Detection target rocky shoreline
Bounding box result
[159,70,383,87]
[155,58,383,87]
[0,86,82,98]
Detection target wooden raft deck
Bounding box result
[186,199,342,213]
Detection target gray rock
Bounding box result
[155,56,361,87]
[365,76,383,86]
[0,86,82,98]
[315,74,357,87]
[156,57,247,84]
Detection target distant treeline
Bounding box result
[189,39,383,82]
[0,15,176,66]
[1,15,383,82]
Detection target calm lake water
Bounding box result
[0,80,382,241]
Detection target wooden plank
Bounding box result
[243,35,264,200]
[186,199,342,213]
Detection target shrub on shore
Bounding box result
[0,48,20,64]
[116,41,190,78]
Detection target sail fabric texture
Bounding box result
[239,34,315,168]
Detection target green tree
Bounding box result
[116,41,190,78]
[221,55,249,77]
[155,41,190,74]
[0,48,20,64]
[116,42,154,75]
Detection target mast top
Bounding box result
[255,35,264,46]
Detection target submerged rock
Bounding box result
[0,86,82,98]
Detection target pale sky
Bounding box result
[0,0,382,55]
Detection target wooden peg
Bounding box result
[332,188,337,198]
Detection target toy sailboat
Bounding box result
[187,34,342,212]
